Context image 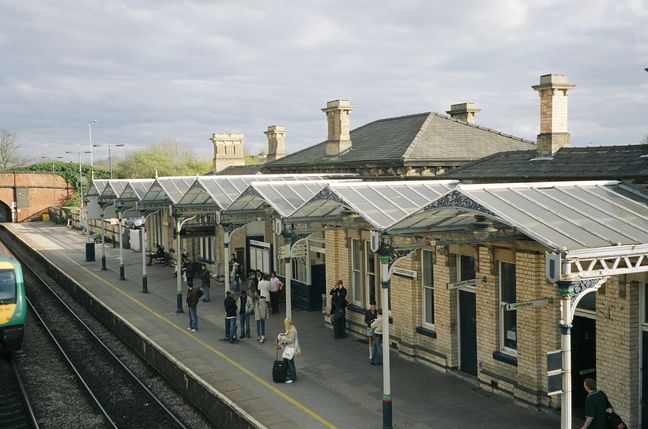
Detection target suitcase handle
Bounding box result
[276,347,283,361]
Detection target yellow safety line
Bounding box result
[61,254,336,429]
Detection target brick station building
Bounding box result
[0,171,68,222]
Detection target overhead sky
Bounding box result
[2,0,647,163]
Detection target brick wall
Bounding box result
[0,172,69,222]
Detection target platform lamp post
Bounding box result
[114,200,130,281]
[98,199,108,271]
[66,150,94,261]
[88,119,97,179]
[377,236,394,429]
[138,207,159,294]
[93,143,125,179]
[171,208,197,313]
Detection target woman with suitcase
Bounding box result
[277,319,300,383]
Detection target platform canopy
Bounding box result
[86,179,110,197]
[98,179,132,202]
[136,176,199,211]
[287,180,458,230]
[175,174,351,215]
[118,179,156,202]
[224,179,359,219]
[387,180,648,278]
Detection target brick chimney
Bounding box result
[446,102,480,124]
[211,133,245,173]
[532,74,576,157]
[265,125,287,161]
[322,99,352,156]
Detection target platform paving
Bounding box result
[8,222,564,429]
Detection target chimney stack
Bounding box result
[211,133,245,173]
[532,74,576,157]
[265,125,287,161]
[322,99,353,156]
[446,102,480,124]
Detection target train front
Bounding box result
[0,260,26,352]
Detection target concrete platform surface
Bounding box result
[8,222,561,429]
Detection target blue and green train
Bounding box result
[0,242,26,353]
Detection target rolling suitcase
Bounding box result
[272,348,287,383]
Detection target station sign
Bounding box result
[180,224,217,238]
[393,267,417,279]
[547,350,563,396]
[505,297,551,311]
[447,277,485,290]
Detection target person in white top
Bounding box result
[269,271,283,314]
[370,309,383,365]
[257,274,271,311]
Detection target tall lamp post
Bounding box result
[89,119,97,179]
[66,150,94,261]
[93,143,125,178]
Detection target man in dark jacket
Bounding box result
[201,264,211,302]
[185,281,204,332]
[330,280,348,339]
[224,291,238,343]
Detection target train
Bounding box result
[0,240,26,353]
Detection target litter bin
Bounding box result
[85,242,96,261]
[42,213,50,222]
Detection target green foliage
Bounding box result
[116,139,211,178]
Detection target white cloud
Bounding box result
[1,0,647,164]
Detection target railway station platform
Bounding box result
[7,222,561,429]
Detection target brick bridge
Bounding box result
[0,172,69,222]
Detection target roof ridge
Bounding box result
[349,111,431,134]
[429,112,535,144]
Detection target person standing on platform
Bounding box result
[185,281,203,332]
[258,274,271,311]
[277,318,300,383]
[269,271,283,314]
[330,280,348,339]
[229,254,240,291]
[253,289,269,343]
[224,290,238,343]
[237,290,253,338]
[200,264,211,302]
[370,309,383,365]
[365,301,378,361]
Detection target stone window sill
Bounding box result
[492,351,518,367]
[415,326,437,339]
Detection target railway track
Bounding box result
[0,354,38,429]
[22,261,188,428]
[0,229,205,429]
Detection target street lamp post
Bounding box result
[66,150,93,261]
[93,144,125,179]
[89,120,97,178]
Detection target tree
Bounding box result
[641,134,648,145]
[0,130,27,169]
[116,139,211,178]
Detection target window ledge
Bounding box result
[415,326,437,339]
[347,304,366,314]
[492,351,518,366]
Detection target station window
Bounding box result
[351,239,362,305]
[422,250,434,327]
[365,241,377,306]
[499,261,517,352]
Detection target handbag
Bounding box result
[605,411,627,429]
[601,391,627,429]
[282,346,296,360]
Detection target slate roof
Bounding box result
[441,145,648,181]
[212,165,264,176]
[264,112,534,170]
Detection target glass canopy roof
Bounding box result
[289,180,458,230]
[388,181,648,253]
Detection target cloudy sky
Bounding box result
[2,0,647,164]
